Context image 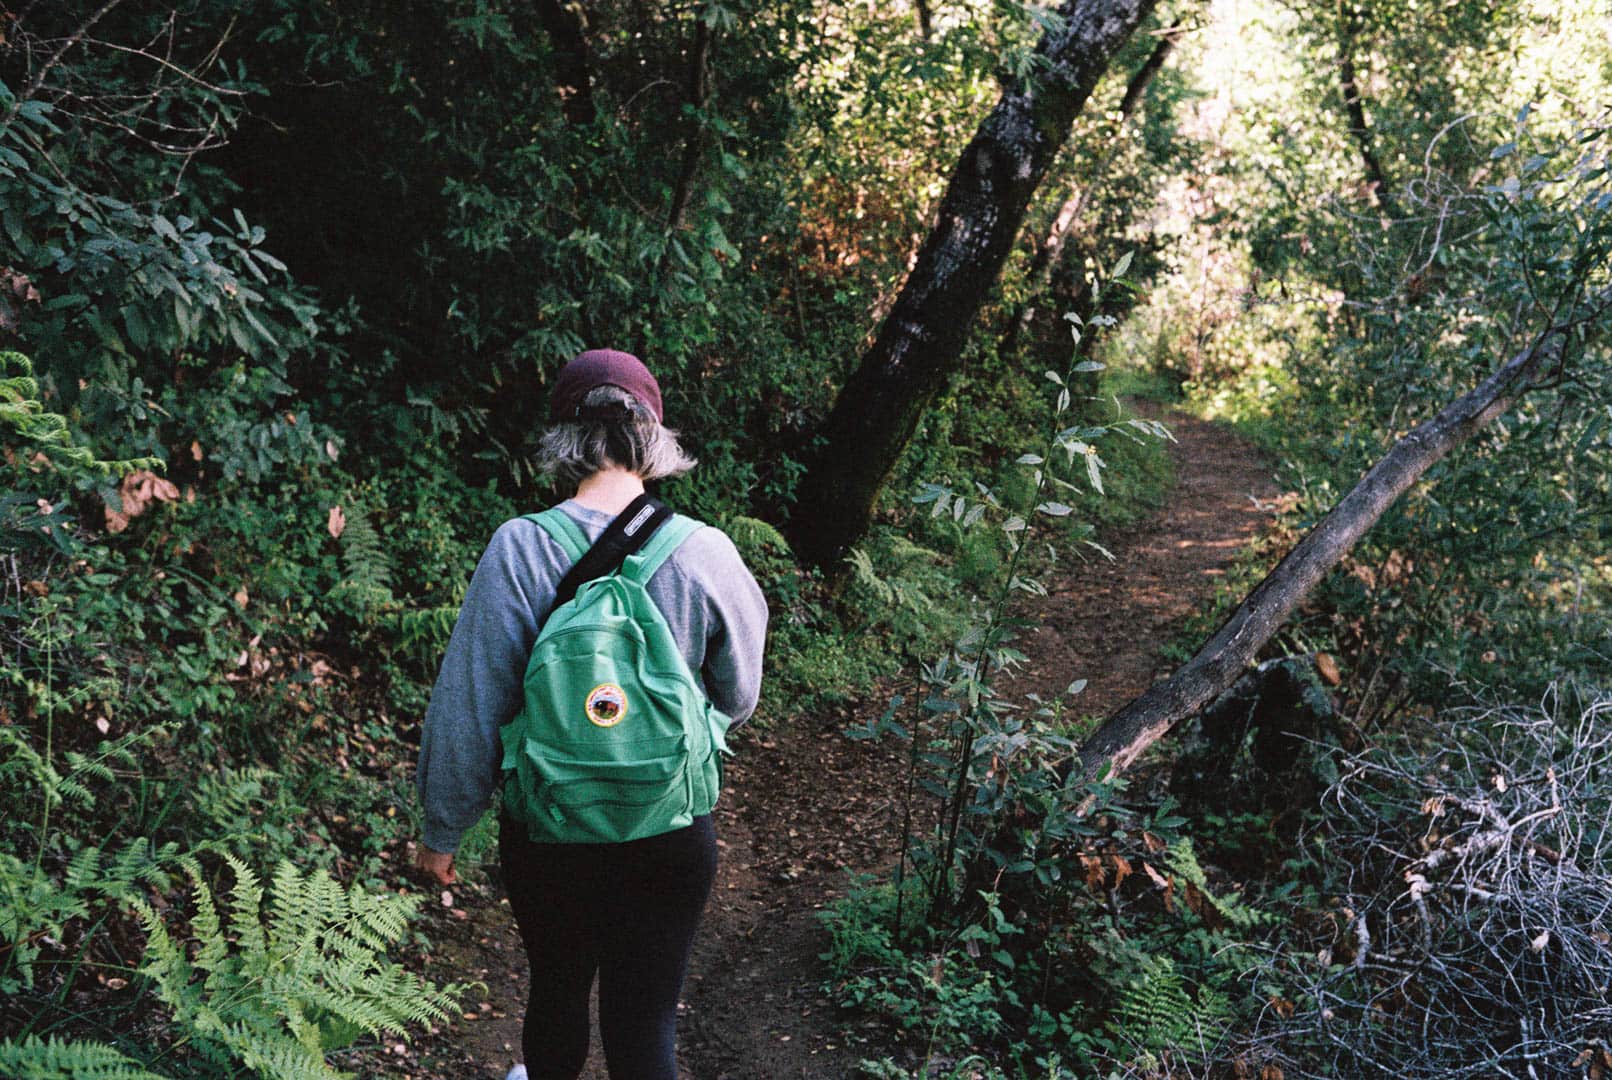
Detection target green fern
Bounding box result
[1109,954,1199,1052]
[846,538,947,613]
[389,601,461,663]
[0,723,154,819]
[136,854,465,1079]
[329,504,394,618]
[0,351,161,478]
[1163,837,1270,930]
[2,835,187,991]
[0,1035,168,1079]
[1108,951,1238,1056]
[0,718,180,990]
[847,545,899,605]
[0,851,89,992]
[189,765,279,837]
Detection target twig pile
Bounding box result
[1263,685,1612,1078]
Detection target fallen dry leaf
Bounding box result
[1315,652,1341,685]
[106,470,180,532]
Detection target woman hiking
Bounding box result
[414,349,768,1080]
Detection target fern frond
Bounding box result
[1164,837,1269,929]
[225,1020,347,1080]
[846,546,897,605]
[331,505,393,618]
[138,857,465,1075]
[189,766,277,836]
[390,603,460,660]
[1111,955,1197,1051]
[885,536,945,565]
[0,352,164,478]
[0,1034,169,1079]
[223,856,270,976]
[63,845,102,893]
[191,863,226,975]
[725,515,791,560]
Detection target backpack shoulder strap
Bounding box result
[619,513,701,585]
[522,507,589,564]
[550,495,670,611]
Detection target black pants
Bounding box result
[498,814,718,1080]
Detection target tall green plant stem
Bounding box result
[932,305,1114,920]
[33,604,55,883]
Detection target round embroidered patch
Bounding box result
[585,683,628,727]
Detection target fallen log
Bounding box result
[1075,294,1606,780]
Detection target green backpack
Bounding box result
[499,502,732,844]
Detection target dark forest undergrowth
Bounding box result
[3,2,1608,1078]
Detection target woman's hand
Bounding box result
[415,844,458,886]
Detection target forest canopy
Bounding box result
[1,0,1608,1077]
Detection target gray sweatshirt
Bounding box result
[416,501,769,853]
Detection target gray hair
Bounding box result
[536,384,697,488]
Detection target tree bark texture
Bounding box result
[1335,0,1399,216]
[665,15,714,233]
[1002,22,1182,360]
[789,0,1160,577]
[534,0,596,127]
[1075,315,1586,779]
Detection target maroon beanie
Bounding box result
[550,349,664,423]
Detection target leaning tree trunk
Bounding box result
[1074,305,1598,779]
[1001,22,1182,361]
[789,0,1160,580]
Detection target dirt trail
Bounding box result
[410,405,1279,1080]
[998,402,1281,719]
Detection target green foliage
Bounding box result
[823,820,1274,1075]
[1162,836,1269,932]
[1228,115,1612,706]
[1110,955,1207,1055]
[0,832,185,994]
[822,883,1020,1063]
[329,503,393,619]
[0,1036,167,1080]
[823,256,1274,1075]
[136,855,464,1079]
[0,352,158,481]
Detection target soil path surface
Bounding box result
[410,405,1280,1079]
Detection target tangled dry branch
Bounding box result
[1254,684,1612,1079]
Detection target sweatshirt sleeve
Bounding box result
[693,528,769,728]
[416,520,554,854]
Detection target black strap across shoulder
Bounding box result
[547,492,672,616]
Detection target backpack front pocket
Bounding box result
[525,733,693,842]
